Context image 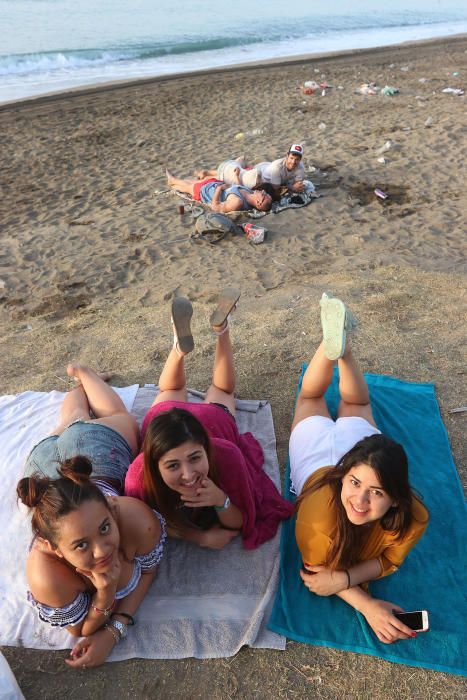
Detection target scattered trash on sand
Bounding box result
[452,71,460,76]
[380,85,400,96]
[442,87,464,95]
[375,140,399,155]
[302,80,319,94]
[377,157,388,164]
[374,188,388,200]
[424,116,434,128]
[400,66,409,72]
[241,222,267,245]
[318,122,327,130]
[355,83,378,95]
[234,132,245,140]
[419,77,429,83]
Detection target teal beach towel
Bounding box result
[269,368,467,676]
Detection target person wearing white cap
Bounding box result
[254,144,305,195]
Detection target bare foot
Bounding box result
[166,169,176,187]
[66,364,113,384]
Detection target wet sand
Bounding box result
[1,34,466,699]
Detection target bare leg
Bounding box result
[194,168,216,179]
[51,365,139,455]
[291,342,333,430]
[153,347,188,405]
[337,343,375,425]
[205,326,236,415]
[166,170,197,196]
[66,365,127,418]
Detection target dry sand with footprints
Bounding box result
[1,34,466,700]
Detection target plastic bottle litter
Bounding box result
[246,128,264,136]
[376,140,396,155]
[452,71,460,76]
[374,188,388,200]
[241,222,267,245]
[442,87,464,95]
[321,89,326,96]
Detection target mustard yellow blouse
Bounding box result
[296,467,429,578]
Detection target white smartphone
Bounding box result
[394,610,429,632]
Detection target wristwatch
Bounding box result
[109,618,128,640]
[214,495,231,512]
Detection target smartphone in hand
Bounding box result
[393,610,429,632]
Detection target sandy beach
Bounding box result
[1,35,466,699]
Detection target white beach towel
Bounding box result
[0,385,285,660]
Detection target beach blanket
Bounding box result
[0,385,285,660]
[269,368,467,676]
[158,184,319,219]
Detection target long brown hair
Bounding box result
[297,434,426,570]
[17,456,109,546]
[143,408,219,530]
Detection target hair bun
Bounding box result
[16,476,49,508]
[58,456,93,484]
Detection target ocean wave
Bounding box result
[0,11,464,78]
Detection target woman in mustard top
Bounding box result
[291,293,428,644]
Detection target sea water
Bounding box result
[1,0,466,104]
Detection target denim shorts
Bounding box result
[24,420,133,489]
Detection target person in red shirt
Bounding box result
[125,288,293,549]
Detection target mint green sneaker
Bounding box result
[320,292,357,360]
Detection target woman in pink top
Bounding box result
[125,288,293,549]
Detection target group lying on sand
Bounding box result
[19,287,429,667]
[167,143,308,213]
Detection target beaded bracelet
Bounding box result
[91,599,116,617]
[104,623,121,644]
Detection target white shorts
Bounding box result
[289,416,381,496]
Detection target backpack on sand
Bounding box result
[192,212,241,244]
